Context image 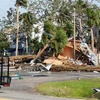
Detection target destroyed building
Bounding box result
[60,39,98,66]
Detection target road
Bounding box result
[0,71,100,100]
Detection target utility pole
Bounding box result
[73,8,76,60]
[16,4,19,56]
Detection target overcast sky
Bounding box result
[0,0,99,19]
[0,0,15,18]
[0,0,25,19]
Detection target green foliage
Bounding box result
[42,33,51,46]
[52,27,67,54]
[87,8,96,27]
[0,33,10,54]
[95,9,100,26]
[64,20,73,37]
[20,11,35,34]
[42,21,67,55]
[44,21,57,34]
[75,0,88,13]
[34,27,39,33]
[16,0,28,8]
[30,37,42,54]
[0,8,16,32]
[86,7,100,27]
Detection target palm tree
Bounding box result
[15,0,28,56]
[19,11,35,54]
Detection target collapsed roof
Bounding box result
[61,39,98,66]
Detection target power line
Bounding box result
[9,0,16,2]
[0,8,7,18]
[0,0,16,19]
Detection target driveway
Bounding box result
[0,71,100,100]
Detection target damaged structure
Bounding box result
[60,39,98,66]
[7,39,98,72]
[39,38,98,71]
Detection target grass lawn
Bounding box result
[36,78,100,99]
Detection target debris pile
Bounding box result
[60,39,98,66]
[80,42,98,66]
[7,39,99,72]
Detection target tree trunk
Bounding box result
[90,27,94,52]
[33,41,50,63]
[25,34,28,54]
[16,5,19,56]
